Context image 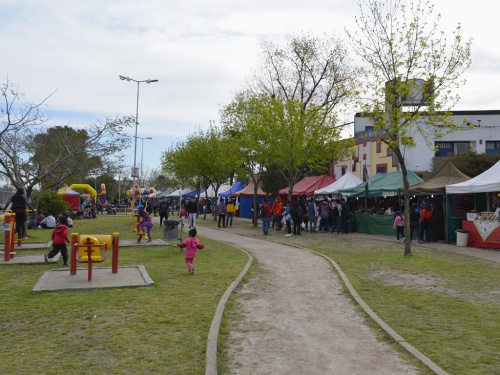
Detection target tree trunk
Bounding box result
[401,162,412,256]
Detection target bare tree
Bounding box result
[253,32,359,119]
[0,81,133,205]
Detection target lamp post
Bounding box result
[137,136,153,185]
[119,75,158,207]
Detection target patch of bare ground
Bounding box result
[369,270,500,303]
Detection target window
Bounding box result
[376,142,382,153]
[454,142,469,154]
[363,153,366,160]
[485,141,500,155]
[341,166,347,176]
[435,141,470,157]
[435,142,453,157]
[376,164,387,173]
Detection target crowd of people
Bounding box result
[257,196,352,237]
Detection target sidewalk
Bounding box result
[199,226,421,375]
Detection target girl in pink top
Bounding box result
[393,211,405,242]
[177,228,205,275]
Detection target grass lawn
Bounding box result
[2,213,499,374]
[0,214,249,375]
[225,220,499,375]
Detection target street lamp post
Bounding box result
[137,136,153,185]
[119,75,158,207]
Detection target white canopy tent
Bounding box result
[168,187,193,197]
[446,160,500,194]
[314,172,363,195]
[204,184,231,198]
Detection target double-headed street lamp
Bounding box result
[137,136,153,185]
[118,75,158,197]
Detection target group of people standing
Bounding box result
[258,197,351,237]
[216,197,237,228]
[393,200,433,243]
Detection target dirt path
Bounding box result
[198,227,419,375]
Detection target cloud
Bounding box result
[1,0,499,173]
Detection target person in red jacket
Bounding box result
[177,228,205,275]
[44,216,70,266]
[419,201,433,243]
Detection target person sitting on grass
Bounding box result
[40,213,56,229]
[177,228,205,275]
[44,216,70,266]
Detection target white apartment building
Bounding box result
[334,110,500,178]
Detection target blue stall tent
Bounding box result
[231,180,270,218]
[220,182,246,198]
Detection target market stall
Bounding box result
[406,161,470,243]
[339,171,423,237]
[446,160,500,248]
[461,212,500,249]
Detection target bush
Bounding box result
[34,191,68,216]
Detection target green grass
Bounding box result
[0,215,249,375]
[258,231,500,375]
[4,215,500,374]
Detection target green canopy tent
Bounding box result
[339,171,423,236]
[156,190,171,198]
[339,170,423,198]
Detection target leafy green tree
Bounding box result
[222,92,352,204]
[261,164,289,198]
[433,151,500,178]
[347,0,472,256]
[162,125,244,220]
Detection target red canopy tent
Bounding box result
[278,175,336,197]
[231,180,269,197]
[57,186,81,210]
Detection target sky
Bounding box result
[1,0,499,179]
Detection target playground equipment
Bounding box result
[69,184,98,203]
[133,214,147,241]
[70,233,119,282]
[1,210,34,256]
[1,213,16,261]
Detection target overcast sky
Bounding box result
[2,0,499,178]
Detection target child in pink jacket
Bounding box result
[393,211,405,242]
[177,228,205,275]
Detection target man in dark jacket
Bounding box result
[186,197,198,228]
[3,188,33,239]
[157,197,170,227]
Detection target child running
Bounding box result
[44,216,70,266]
[177,228,205,275]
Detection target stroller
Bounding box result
[106,204,117,215]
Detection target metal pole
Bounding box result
[132,81,140,207]
[140,137,144,184]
